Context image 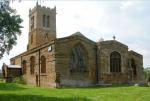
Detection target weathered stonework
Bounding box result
[55,34,97,86]
[8,4,144,88]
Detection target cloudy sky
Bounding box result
[0,0,150,68]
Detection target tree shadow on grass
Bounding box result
[0,94,91,101]
[107,84,132,88]
[0,83,26,91]
[60,84,133,89]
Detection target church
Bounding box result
[8,3,144,87]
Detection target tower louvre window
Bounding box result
[43,15,49,28]
[31,16,34,30]
[43,15,46,27]
[31,34,33,44]
[47,16,49,27]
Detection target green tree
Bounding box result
[143,67,150,82]
[0,0,23,59]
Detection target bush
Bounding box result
[12,76,26,84]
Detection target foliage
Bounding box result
[143,67,150,82]
[12,76,26,84]
[0,0,23,59]
[0,82,150,101]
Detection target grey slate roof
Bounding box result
[7,65,21,68]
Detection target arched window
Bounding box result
[31,16,34,30]
[110,51,121,73]
[69,43,87,72]
[41,55,46,73]
[43,15,46,27]
[30,56,35,74]
[46,16,49,27]
[131,58,137,76]
[2,66,6,78]
[31,34,33,44]
[22,60,27,74]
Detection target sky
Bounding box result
[0,0,150,69]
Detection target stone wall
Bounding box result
[128,50,144,83]
[28,4,56,50]
[10,43,56,87]
[97,40,129,84]
[55,35,97,87]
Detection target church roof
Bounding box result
[99,40,128,46]
[7,65,21,69]
[2,63,21,69]
[56,31,96,44]
[71,31,87,38]
[2,63,21,68]
[129,50,143,57]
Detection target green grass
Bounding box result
[0,82,150,101]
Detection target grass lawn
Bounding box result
[0,82,150,101]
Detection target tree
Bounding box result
[0,0,23,59]
[143,67,150,82]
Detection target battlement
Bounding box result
[28,2,56,50]
[29,2,56,16]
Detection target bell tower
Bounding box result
[28,2,56,50]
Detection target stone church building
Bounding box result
[9,4,143,87]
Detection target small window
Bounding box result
[48,46,52,52]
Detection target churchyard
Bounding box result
[0,82,150,101]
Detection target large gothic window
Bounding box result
[69,43,87,72]
[22,60,27,74]
[41,55,46,73]
[110,51,121,73]
[131,58,137,76]
[30,56,35,74]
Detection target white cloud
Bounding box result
[121,1,134,10]
[0,1,150,69]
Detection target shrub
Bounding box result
[12,76,26,84]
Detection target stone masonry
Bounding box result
[9,4,144,87]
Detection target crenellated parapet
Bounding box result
[29,3,56,17]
